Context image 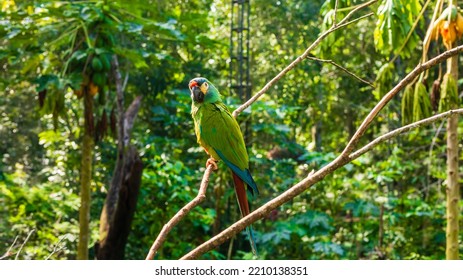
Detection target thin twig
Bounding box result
[146,165,214,260]
[232,1,377,118]
[45,234,69,260]
[0,235,19,260]
[333,0,339,26]
[307,56,374,88]
[333,12,374,30]
[122,72,129,93]
[336,0,377,27]
[15,229,35,260]
[180,45,463,260]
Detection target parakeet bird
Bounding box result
[189,77,259,255]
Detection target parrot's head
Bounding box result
[189,77,221,104]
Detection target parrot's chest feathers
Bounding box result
[191,103,221,160]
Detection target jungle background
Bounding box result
[1,0,462,260]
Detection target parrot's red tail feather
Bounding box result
[232,171,250,217]
[232,171,257,256]
[232,171,258,256]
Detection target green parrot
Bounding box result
[189,77,259,255]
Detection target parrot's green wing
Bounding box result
[196,102,258,196]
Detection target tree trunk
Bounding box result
[445,41,459,260]
[311,121,322,152]
[96,145,142,259]
[95,56,143,259]
[77,87,94,260]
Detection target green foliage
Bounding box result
[1,170,79,259]
[412,82,432,122]
[374,0,422,58]
[439,73,459,112]
[1,0,458,260]
[374,62,395,99]
[401,84,414,125]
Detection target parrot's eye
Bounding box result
[200,82,209,93]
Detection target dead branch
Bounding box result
[0,235,19,260]
[112,55,125,154]
[124,96,142,146]
[15,229,35,260]
[180,45,463,260]
[145,164,214,260]
[45,234,69,260]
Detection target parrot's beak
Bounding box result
[192,86,204,102]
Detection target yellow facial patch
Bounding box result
[200,82,209,94]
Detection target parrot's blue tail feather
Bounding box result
[246,225,258,257]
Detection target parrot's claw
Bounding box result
[206,158,218,171]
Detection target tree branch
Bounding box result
[0,235,19,260]
[232,1,377,118]
[45,234,69,260]
[336,0,377,27]
[349,109,463,160]
[145,165,214,260]
[15,229,35,260]
[123,96,142,146]
[180,45,463,260]
[341,44,463,157]
[112,55,125,155]
[307,56,374,88]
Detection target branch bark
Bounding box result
[180,46,463,260]
[15,229,35,260]
[145,165,214,260]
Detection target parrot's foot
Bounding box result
[206,158,218,171]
